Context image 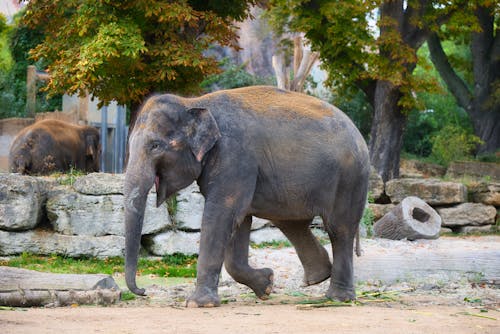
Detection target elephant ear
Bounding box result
[184,108,221,162]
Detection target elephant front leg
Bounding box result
[224,216,274,299]
[186,196,255,307]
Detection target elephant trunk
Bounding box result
[124,167,154,296]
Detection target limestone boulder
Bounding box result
[250,227,288,245]
[143,231,200,256]
[385,178,467,205]
[0,230,124,257]
[174,183,204,231]
[468,182,500,206]
[437,203,497,227]
[368,203,396,221]
[73,173,125,195]
[47,191,171,236]
[399,160,447,178]
[457,225,495,234]
[0,173,45,231]
[446,161,500,181]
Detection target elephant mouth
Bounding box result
[154,174,168,207]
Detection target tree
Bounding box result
[427,3,499,153]
[22,0,256,124]
[268,0,485,181]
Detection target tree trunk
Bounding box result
[369,80,406,182]
[373,196,442,240]
[0,266,120,307]
[427,4,500,154]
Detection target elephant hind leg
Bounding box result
[323,191,366,302]
[272,219,331,286]
[224,216,274,299]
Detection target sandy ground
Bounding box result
[1,236,499,333]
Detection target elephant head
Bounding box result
[84,128,101,172]
[124,96,221,295]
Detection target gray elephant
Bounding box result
[124,86,370,307]
[9,119,100,175]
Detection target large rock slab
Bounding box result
[468,182,500,206]
[72,173,125,195]
[143,231,200,255]
[0,173,45,231]
[446,161,500,181]
[368,203,396,221]
[0,230,124,257]
[385,178,467,205]
[437,203,497,227]
[400,160,447,178]
[46,191,171,236]
[174,183,204,231]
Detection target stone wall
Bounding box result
[0,161,498,258]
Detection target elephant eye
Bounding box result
[149,141,163,152]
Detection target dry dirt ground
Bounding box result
[1,236,499,333]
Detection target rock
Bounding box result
[72,173,125,195]
[0,230,124,257]
[250,227,288,245]
[440,227,453,234]
[175,183,204,231]
[368,167,384,201]
[446,161,500,181]
[437,203,497,227]
[373,196,442,240]
[457,225,495,234]
[368,203,396,221]
[468,182,500,206]
[143,231,200,255]
[47,190,171,236]
[0,173,45,231]
[252,217,270,230]
[400,160,447,178]
[385,178,467,205]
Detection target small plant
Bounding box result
[120,291,136,301]
[430,125,483,166]
[360,205,375,237]
[54,166,86,186]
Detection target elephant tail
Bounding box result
[355,226,362,257]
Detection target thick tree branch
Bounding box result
[427,32,473,111]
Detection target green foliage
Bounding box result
[22,0,256,107]
[360,205,375,237]
[53,167,87,186]
[0,10,62,119]
[430,124,483,166]
[250,240,292,249]
[201,59,274,92]
[0,253,198,278]
[332,88,373,140]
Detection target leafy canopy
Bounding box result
[267,0,483,109]
[23,0,256,106]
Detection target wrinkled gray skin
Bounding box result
[9,119,100,175]
[124,86,370,307]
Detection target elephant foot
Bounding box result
[326,284,356,302]
[303,263,332,286]
[249,268,274,300]
[186,289,221,308]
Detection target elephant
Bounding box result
[9,119,100,175]
[124,86,370,307]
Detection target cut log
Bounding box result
[373,196,442,240]
[0,266,121,307]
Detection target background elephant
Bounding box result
[9,119,100,175]
[124,86,370,307]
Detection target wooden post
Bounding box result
[26,65,37,118]
[26,65,51,118]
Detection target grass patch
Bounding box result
[250,240,292,249]
[0,252,197,278]
[52,167,87,186]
